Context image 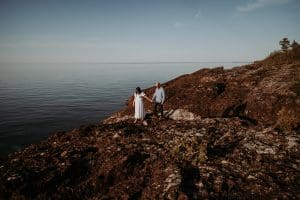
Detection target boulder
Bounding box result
[167,109,201,121]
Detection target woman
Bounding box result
[132,87,152,125]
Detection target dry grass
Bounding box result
[276,106,299,131]
[169,137,207,165]
[261,46,300,66]
[291,81,300,96]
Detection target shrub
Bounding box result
[169,137,207,165]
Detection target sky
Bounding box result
[0,0,299,63]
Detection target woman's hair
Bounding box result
[135,87,142,94]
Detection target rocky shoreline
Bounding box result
[0,49,299,199]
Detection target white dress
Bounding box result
[134,92,145,119]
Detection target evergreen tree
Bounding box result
[279,38,290,52]
[291,40,299,50]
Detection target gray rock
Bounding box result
[168,109,201,121]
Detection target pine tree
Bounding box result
[291,40,299,50]
[279,38,290,52]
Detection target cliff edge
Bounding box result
[0,48,299,199]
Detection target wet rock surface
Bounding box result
[1,51,299,199]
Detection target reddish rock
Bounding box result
[0,50,299,199]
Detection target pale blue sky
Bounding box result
[0,0,299,63]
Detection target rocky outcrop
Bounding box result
[1,119,299,199]
[0,49,299,199]
[116,55,299,128]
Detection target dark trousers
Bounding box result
[153,102,163,117]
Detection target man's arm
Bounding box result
[161,88,165,104]
[152,89,157,101]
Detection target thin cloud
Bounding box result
[237,0,290,12]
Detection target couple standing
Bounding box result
[132,82,165,125]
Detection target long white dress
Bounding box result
[134,92,145,119]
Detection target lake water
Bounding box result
[0,62,247,157]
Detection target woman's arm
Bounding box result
[132,96,135,107]
[143,95,152,103]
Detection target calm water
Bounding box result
[0,62,246,156]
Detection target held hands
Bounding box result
[144,96,153,103]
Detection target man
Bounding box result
[152,82,165,118]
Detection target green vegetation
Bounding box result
[279,38,299,52]
[291,40,300,50]
[279,38,290,52]
[266,38,300,64]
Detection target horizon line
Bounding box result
[0,60,252,65]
